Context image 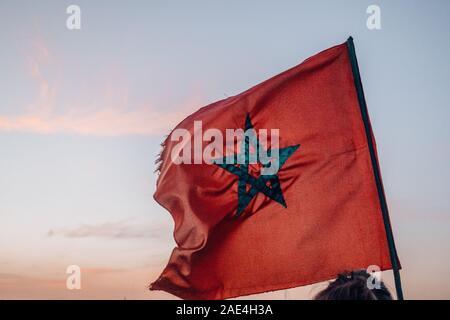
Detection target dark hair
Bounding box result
[314,270,393,300]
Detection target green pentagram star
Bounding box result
[214,114,300,217]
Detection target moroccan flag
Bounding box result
[150,38,399,299]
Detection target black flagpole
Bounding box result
[346,36,404,300]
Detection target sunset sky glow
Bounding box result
[1,0,450,299]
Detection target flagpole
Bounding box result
[346,36,404,300]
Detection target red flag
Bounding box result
[150,40,396,299]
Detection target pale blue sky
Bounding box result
[0,0,450,299]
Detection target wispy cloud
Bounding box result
[47,219,170,240]
[0,272,64,287]
[0,38,193,136]
[0,272,24,280]
[82,267,127,274]
[0,108,187,136]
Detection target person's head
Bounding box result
[314,270,393,300]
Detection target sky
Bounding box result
[1,0,450,299]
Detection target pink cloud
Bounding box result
[0,108,187,136]
[47,219,170,239]
[0,38,194,136]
